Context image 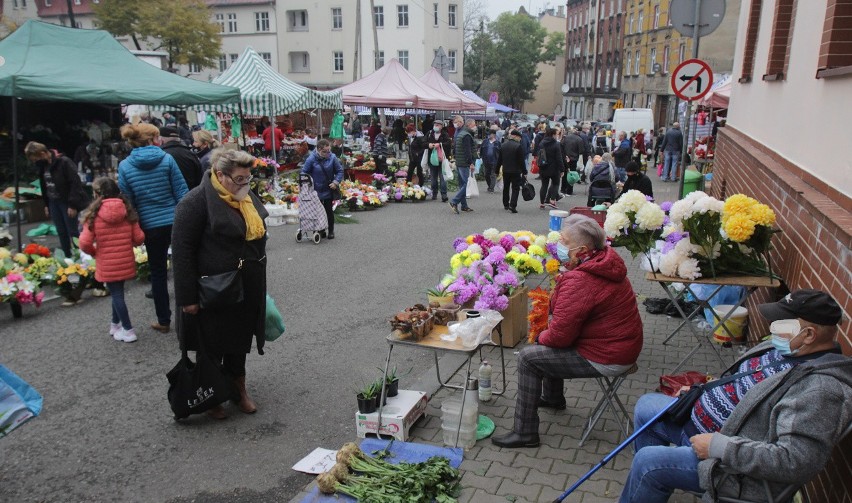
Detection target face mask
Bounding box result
[232,184,251,202]
[556,243,571,262]
[770,319,803,356]
[433,127,441,133]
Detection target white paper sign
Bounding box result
[291,447,338,475]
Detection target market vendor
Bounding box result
[405,125,426,185]
[491,214,643,448]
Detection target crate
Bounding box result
[355,390,427,441]
[569,206,606,228]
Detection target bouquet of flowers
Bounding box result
[604,190,666,272]
[134,245,150,281]
[0,249,44,306]
[372,173,390,189]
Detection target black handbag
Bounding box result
[197,259,244,310]
[166,318,237,420]
[521,177,536,201]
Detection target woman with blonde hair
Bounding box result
[191,129,218,171]
[118,123,189,334]
[172,149,269,419]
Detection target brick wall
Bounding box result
[711,126,852,503]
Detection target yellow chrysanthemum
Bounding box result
[723,213,756,242]
[465,235,475,244]
[13,253,28,265]
[749,203,776,227]
[450,253,463,270]
[527,244,547,258]
[545,259,560,274]
[722,194,757,223]
[0,247,10,260]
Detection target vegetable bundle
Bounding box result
[317,442,460,502]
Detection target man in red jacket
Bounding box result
[492,214,644,448]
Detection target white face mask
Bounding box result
[232,184,251,201]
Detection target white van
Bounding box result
[612,108,655,137]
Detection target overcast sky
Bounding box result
[486,0,556,19]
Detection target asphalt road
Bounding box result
[0,182,568,502]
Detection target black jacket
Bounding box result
[660,127,683,153]
[622,173,654,199]
[161,141,204,190]
[500,139,526,175]
[425,130,452,167]
[560,133,586,163]
[408,135,427,166]
[39,153,89,211]
[537,136,565,177]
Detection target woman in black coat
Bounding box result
[172,149,269,420]
[405,125,427,185]
[537,127,566,209]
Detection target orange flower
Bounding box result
[527,287,551,343]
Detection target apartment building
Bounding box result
[620,0,741,128]
[524,6,568,116]
[278,1,465,88]
[563,0,626,122]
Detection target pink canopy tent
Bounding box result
[418,68,485,112]
[700,80,731,108]
[338,59,466,110]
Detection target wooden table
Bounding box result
[645,272,780,373]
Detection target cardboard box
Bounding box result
[355,390,427,441]
[491,286,529,347]
[18,199,48,223]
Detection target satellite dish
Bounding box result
[561,84,571,95]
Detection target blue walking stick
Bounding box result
[552,398,680,502]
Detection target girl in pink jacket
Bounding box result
[79,178,145,342]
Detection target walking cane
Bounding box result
[552,398,680,503]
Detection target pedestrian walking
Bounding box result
[449,119,477,214]
[78,178,145,343]
[191,130,219,172]
[405,125,426,185]
[660,123,684,182]
[560,127,586,196]
[301,139,344,240]
[372,127,389,175]
[426,120,451,202]
[478,129,501,192]
[160,126,203,190]
[500,129,526,213]
[536,127,565,210]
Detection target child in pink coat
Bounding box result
[79,178,145,342]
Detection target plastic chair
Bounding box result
[578,363,639,447]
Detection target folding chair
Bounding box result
[578,363,638,447]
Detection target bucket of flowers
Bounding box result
[53,250,95,306]
[1,247,45,318]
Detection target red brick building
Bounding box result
[712,1,851,499]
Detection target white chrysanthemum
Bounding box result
[674,238,700,256]
[658,251,682,277]
[635,204,666,230]
[483,228,500,241]
[692,195,724,215]
[661,225,678,237]
[619,190,649,213]
[668,199,694,229]
[604,211,631,238]
[695,241,722,259]
[546,231,561,243]
[467,244,483,256]
[677,257,702,280]
[534,235,547,248]
[608,201,627,216]
[684,190,708,203]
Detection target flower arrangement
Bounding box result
[0,249,44,306]
[391,181,431,201]
[134,245,150,281]
[604,190,666,272]
[341,180,387,210]
[23,243,51,259]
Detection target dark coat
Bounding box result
[588,162,616,203]
[161,141,204,190]
[622,173,654,199]
[424,130,452,166]
[560,133,586,163]
[301,151,344,200]
[537,136,565,177]
[661,127,683,152]
[612,139,632,168]
[408,135,427,166]
[172,172,269,356]
[500,139,526,175]
[38,153,89,210]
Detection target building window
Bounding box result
[255,12,270,32]
[333,51,344,72]
[45,0,51,6]
[612,66,619,86]
[646,95,652,109]
[679,43,686,64]
[629,14,634,34]
[287,10,309,31]
[433,3,439,26]
[397,5,409,27]
[634,51,640,76]
[649,48,656,74]
[738,0,763,82]
[818,0,852,76]
[189,63,202,73]
[663,46,669,74]
[448,4,457,27]
[218,54,228,72]
[448,49,457,72]
[74,21,83,28]
[289,52,310,72]
[227,13,238,33]
[375,50,385,69]
[764,0,793,80]
[398,50,409,69]
[214,14,225,33]
[653,5,660,29]
[374,6,384,28]
[230,53,239,64]
[260,52,272,65]
[74,0,80,4]
[638,11,644,32]
[626,51,632,75]
[332,7,343,29]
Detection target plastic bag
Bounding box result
[430,148,439,166]
[0,364,43,438]
[265,294,285,342]
[689,284,746,325]
[466,177,480,198]
[442,158,454,181]
[474,159,482,174]
[447,310,504,348]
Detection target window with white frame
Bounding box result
[398,50,409,69]
[397,5,409,27]
[634,52,640,76]
[332,8,343,29]
[227,13,238,33]
[605,68,611,88]
[646,95,652,108]
[189,62,202,73]
[626,51,632,75]
[260,52,272,65]
[637,11,643,32]
[375,50,385,69]
[255,12,270,32]
[230,53,239,64]
[333,51,344,72]
[649,48,656,73]
[289,52,310,72]
[218,54,228,72]
[374,6,384,28]
[629,13,634,34]
[663,46,669,74]
[74,0,80,5]
[214,14,225,33]
[654,6,660,29]
[287,10,308,31]
[448,4,457,27]
[612,66,619,86]
[448,49,457,72]
[433,3,439,26]
[679,43,686,63]
[44,0,51,6]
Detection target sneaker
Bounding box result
[448,202,459,214]
[441,197,448,203]
[547,201,558,210]
[539,204,546,210]
[92,288,109,298]
[114,328,137,343]
[509,208,518,214]
[462,207,474,212]
[109,323,121,336]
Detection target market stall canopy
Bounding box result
[699,76,731,109]
[338,59,466,110]
[0,20,240,106]
[461,90,518,113]
[203,46,342,115]
[418,68,484,112]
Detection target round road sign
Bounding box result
[671,58,714,101]
[669,0,727,38]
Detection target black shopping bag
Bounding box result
[521,178,536,201]
[166,317,237,420]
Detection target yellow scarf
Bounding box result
[210,171,266,241]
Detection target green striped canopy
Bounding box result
[202,47,341,115]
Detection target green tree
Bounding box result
[94,0,221,71]
[471,12,564,109]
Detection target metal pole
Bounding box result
[12,98,22,252]
[678,0,702,198]
[354,0,361,81]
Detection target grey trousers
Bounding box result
[514,344,602,434]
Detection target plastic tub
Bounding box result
[711,305,749,343]
[549,210,570,232]
[441,423,477,448]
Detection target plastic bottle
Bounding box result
[478,360,493,402]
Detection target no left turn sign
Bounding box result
[671,58,714,101]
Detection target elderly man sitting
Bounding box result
[492,214,644,448]
[619,289,851,503]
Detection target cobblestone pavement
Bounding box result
[291,179,739,503]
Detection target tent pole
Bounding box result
[238,101,248,152]
[216,113,223,144]
[12,97,22,252]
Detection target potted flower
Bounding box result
[1,248,45,318]
[377,366,411,397]
[426,284,455,307]
[356,381,379,414]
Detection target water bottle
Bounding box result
[478,360,493,402]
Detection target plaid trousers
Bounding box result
[513,344,602,434]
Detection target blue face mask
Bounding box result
[771,334,800,356]
[556,243,571,263]
[769,319,804,356]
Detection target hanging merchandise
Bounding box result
[329,111,345,140]
[204,114,219,131]
[230,115,242,137]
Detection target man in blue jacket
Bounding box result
[478,129,501,192]
[449,119,477,214]
[659,122,683,182]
